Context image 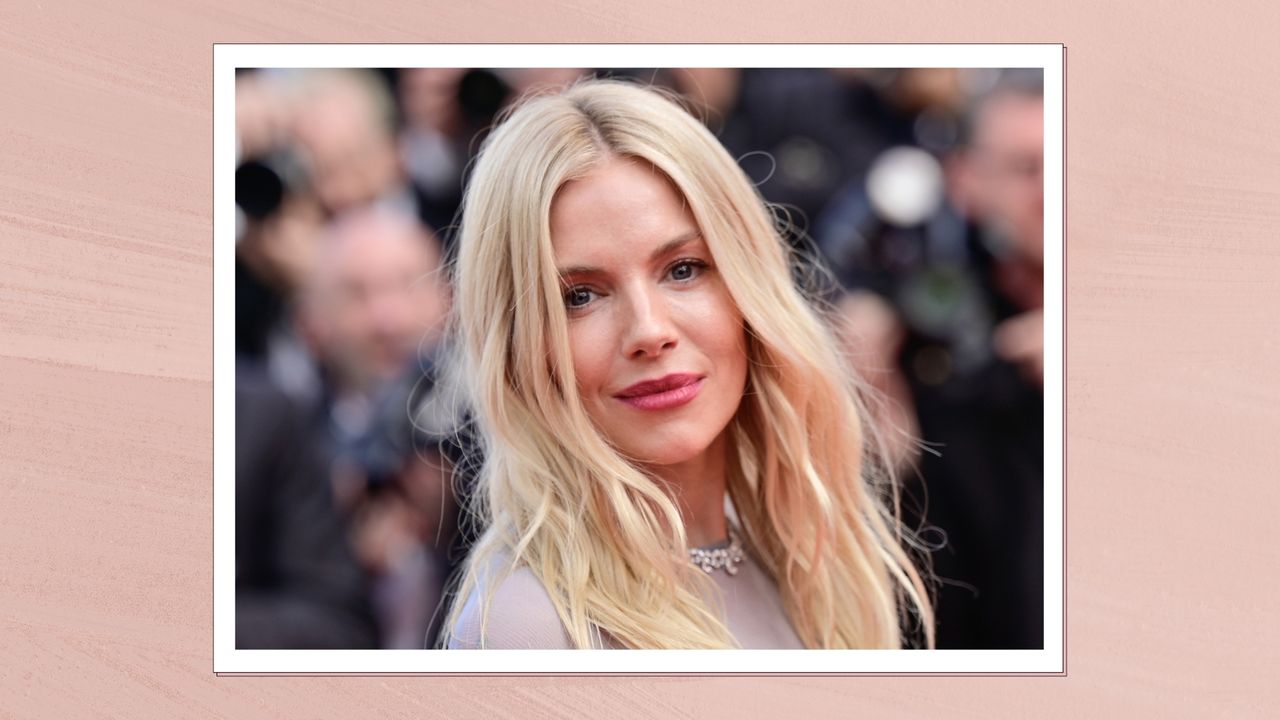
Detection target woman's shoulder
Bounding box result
[447,550,576,649]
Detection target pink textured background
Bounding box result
[2,1,1277,717]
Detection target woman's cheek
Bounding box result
[685,287,743,349]
[568,314,613,403]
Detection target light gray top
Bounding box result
[447,545,804,649]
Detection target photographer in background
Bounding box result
[294,207,453,649]
[952,80,1046,387]
[236,69,459,648]
[815,71,1045,648]
[234,70,323,366]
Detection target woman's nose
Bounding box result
[622,286,678,359]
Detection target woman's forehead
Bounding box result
[549,157,701,265]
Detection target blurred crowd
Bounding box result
[233,67,1045,650]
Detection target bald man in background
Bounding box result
[297,208,448,398]
[295,206,454,649]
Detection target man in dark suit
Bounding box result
[235,357,378,648]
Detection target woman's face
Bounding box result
[549,156,749,469]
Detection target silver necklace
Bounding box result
[688,527,745,576]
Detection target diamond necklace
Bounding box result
[688,527,745,576]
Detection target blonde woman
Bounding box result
[442,78,934,649]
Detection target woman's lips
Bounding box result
[615,376,705,411]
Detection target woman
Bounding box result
[442,78,933,649]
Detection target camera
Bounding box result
[235,147,309,221]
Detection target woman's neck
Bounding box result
[644,432,730,548]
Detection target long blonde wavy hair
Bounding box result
[442,78,934,649]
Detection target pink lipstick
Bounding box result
[615,374,704,411]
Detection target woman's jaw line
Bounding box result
[633,429,732,548]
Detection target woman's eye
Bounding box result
[565,287,596,308]
[668,260,705,282]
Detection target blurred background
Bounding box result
[233,67,1045,650]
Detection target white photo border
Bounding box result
[215,43,1065,674]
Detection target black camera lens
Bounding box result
[236,160,286,220]
[236,148,308,221]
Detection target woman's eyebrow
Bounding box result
[555,230,703,277]
[649,230,703,261]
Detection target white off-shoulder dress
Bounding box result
[447,543,804,649]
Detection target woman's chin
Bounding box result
[617,437,714,470]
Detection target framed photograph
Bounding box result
[215,44,1064,674]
